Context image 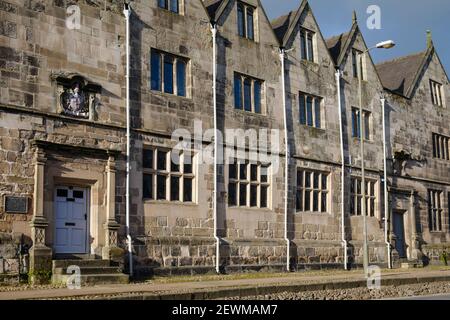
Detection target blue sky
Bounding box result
[261,0,450,72]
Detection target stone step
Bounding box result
[401,260,424,269]
[51,273,129,286]
[53,266,123,275]
[52,259,111,269]
[54,254,98,260]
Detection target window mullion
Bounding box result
[173,57,178,97]
[305,31,309,61]
[161,53,165,93]
[319,173,322,212]
[180,152,184,202]
[312,96,316,127]
[241,76,244,110]
[246,163,250,207]
[257,164,260,208]
[302,171,306,212]
[243,5,247,38]
[250,79,254,112]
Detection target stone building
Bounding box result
[0,0,448,283]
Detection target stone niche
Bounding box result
[51,72,102,120]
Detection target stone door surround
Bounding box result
[389,187,421,261]
[28,140,121,280]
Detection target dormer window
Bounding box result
[237,2,255,41]
[430,80,444,107]
[158,0,179,14]
[300,28,315,62]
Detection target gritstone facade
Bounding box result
[0,0,449,282]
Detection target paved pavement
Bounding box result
[2,269,450,300]
[395,293,450,300]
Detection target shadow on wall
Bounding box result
[217,30,231,271]
[284,55,298,270]
[340,75,354,269]
[125,8,148,272]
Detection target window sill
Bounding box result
[238,36,257,44]
[233,108,266,117]
[349,215,378,219]
[228,206,272,212]
[143,199,198,206]
[299,125,326,133]
[296,211,330,215]
[300,59,319,67]
[432,157,450,163]
[157,8,184,17]
[352,137,374,144]
[149,89,192,101]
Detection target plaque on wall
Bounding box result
[4,196,28,214]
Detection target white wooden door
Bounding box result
[54,187,88,254]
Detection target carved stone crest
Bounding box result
[51,72,101,120]
[60,81,89,117]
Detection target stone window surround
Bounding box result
[350,176,378,218]
[150,48,190,98]
[432,132,450,161]
[227,160,271,209]
[428,189,444,232]
[299,91,323,129]
[300,27,316,63]
[351,48,366,81]
[351,107,372,141]
[237,1,257,42]
[142,146,196,204]
[157,0,185,15]
[430,79,445,107]
[233,72,265,114]
[295,169,329,214]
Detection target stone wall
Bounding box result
[0,232,19,274]
[0,0,449,277]
[386,48,450,260]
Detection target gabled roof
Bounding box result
[325,32,351,65]
[204,0,280,44]
[271,11,294,43]
[325,22,358,66]
[203,0,223,20]
[203,0,230,22]
[270,0,308,47]
[376,50,428,97]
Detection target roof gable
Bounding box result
[376,51,427,97]
[271,11,294,44]
[325,22,358,67]
[205,0,279,44]
[203,0,224,21]
[270,0,308,47]
[377,45,449,99]
[325,32,351,65]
